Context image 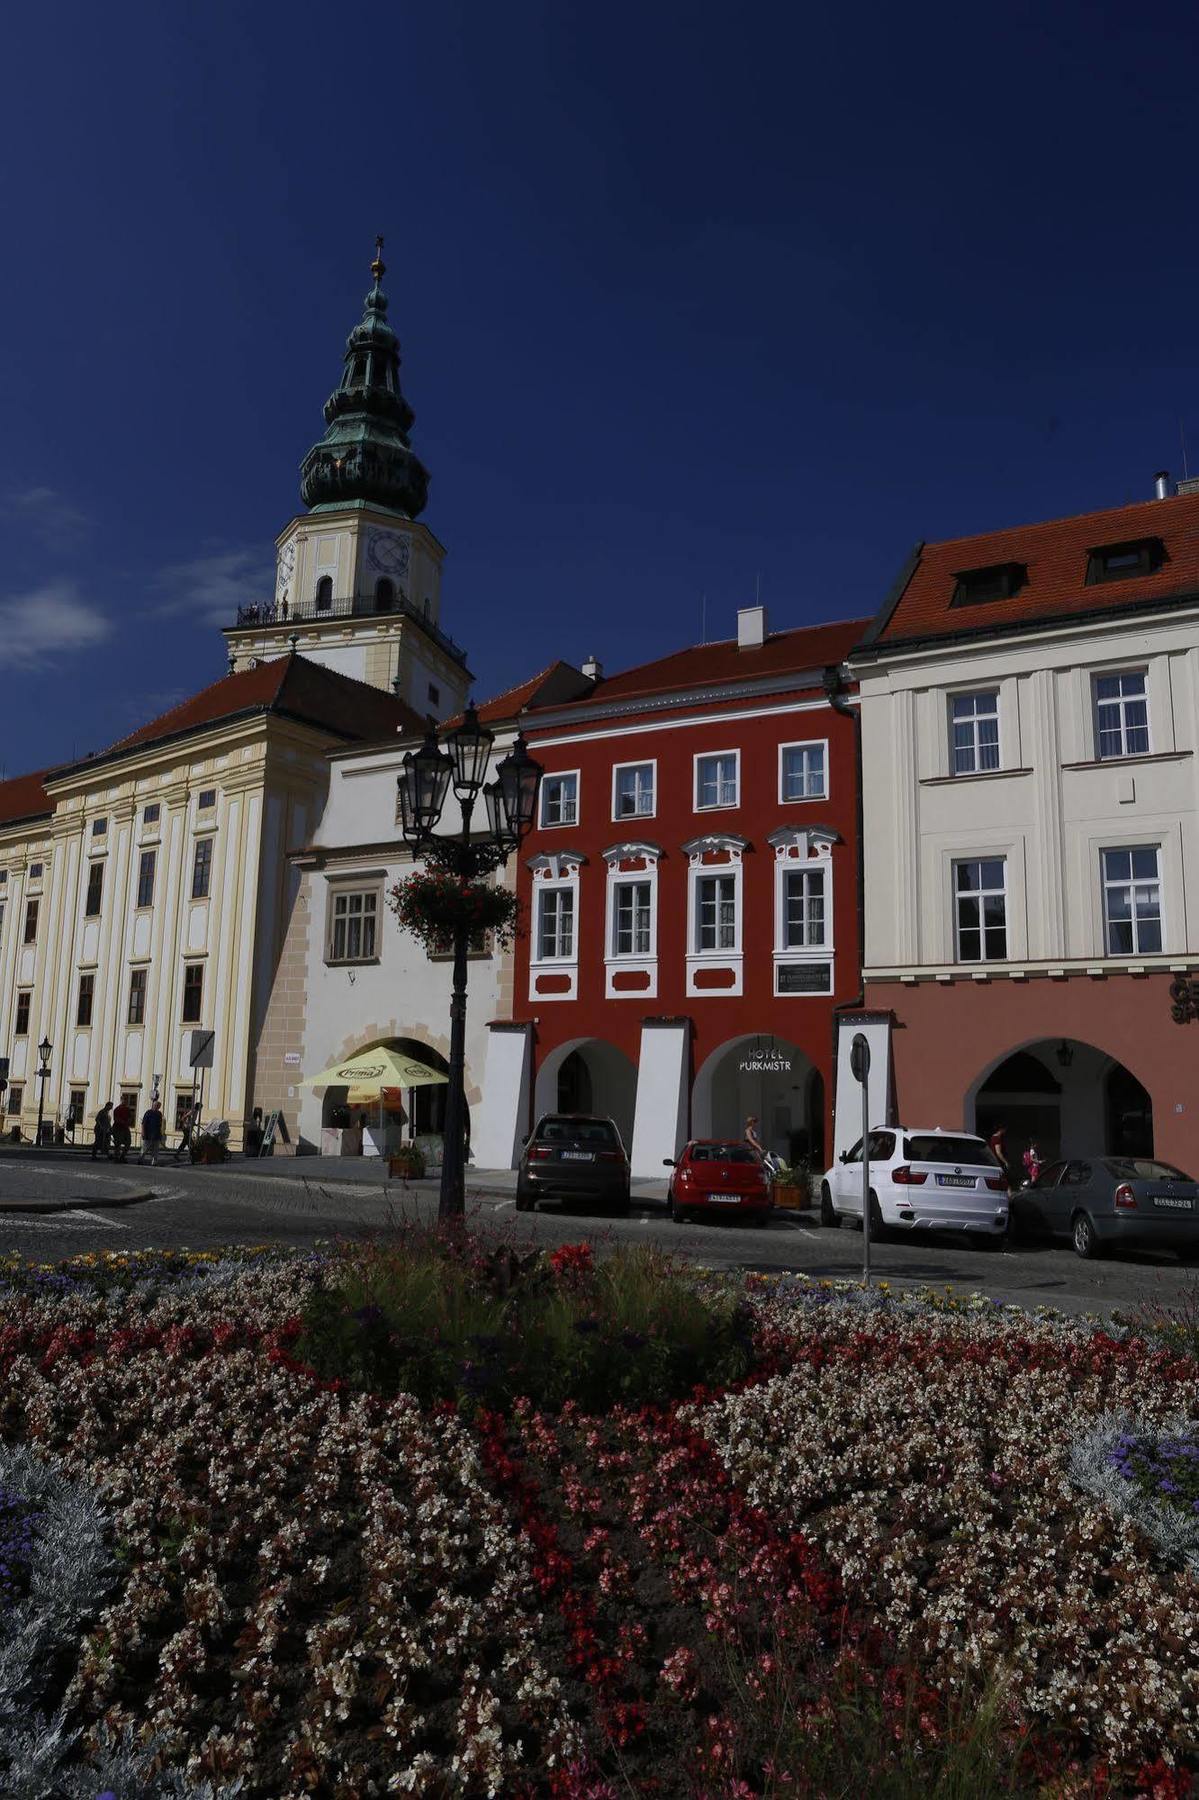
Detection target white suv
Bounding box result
[820,1127,1009,1243]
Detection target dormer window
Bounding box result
[950,563,1026,607]
[1085,538,1164,584]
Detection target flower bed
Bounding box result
[0,1243,1196,1794]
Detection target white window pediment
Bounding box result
[681,832,749,867]
[766,825,839,863]
[601,840,661,870]
[527,850,586,881]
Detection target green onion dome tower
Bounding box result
[299,238,430,517]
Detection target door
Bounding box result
[1052,1160,1095,1237]
[837,1136,864,1216]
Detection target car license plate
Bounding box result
[710,1194,742,1203]
[561,1151,594,1162]
[1152,1194,1193,1210]
[936,1175,976,1189]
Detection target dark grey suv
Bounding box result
[515,1114,631,1216]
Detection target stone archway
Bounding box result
[692,1034,817,1164]
[533,1038,638,1152]
[968,1037,1153,1169]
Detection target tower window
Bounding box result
[375,578,395,611]
[428,683,441,706]
[352,356,366,386]
[315,575,333,612]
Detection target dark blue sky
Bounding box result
[3,0,1198,770]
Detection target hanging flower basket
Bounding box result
[389,871,521,955]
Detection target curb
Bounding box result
[0,1189,158,1216]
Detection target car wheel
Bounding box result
[1071,1211,1102,1260]
[820,1183,839,1228]
[669,1198,685,1224]
[612,1199,632,1218]
[514,1187,533,1213]
[1177,1249,1199,1266]
[867,1191,888,1242]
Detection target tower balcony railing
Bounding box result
[230,593,469,667]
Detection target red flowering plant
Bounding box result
[388,866,521,954]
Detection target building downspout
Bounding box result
[823,663,864,1009]
[823,662,866,1142]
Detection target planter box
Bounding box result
[387,1156,424,1180]
[772,1183,810,1210]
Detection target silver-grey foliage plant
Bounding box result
[0,1443,242,1799]
[1069,1411,1199,1579]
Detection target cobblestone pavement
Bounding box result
[0,1148,1195,1321]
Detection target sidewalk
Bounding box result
[210,1156,672,1205]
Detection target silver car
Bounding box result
[1011,1156,1199,1261]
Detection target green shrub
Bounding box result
[296,1225,755,1411]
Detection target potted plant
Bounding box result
[387,1143,427,1181]
[193,1131,229,1166]
[771,1159,810,1209]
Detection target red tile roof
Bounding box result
[0,770,52,828]
[532,617,867,713]
[868,490,1199,649]
[68,655,426,773]
[446,662,597,731]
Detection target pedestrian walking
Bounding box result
[91,1101,113,1162]
[174,1102,195,1164]
[139,1101,164,1167]
[988,1124,1013,1190]
[111,1099,133,1163]
[1022,1139,1042,1187]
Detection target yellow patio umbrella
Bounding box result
[301,1045,448,1108]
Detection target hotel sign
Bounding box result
[739,1050,792,1073]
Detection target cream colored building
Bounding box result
[0,659,420,1146]
[850,480,1199,1173]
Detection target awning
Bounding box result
[301,1046,449,1096]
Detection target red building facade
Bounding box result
[479,609,866,1178]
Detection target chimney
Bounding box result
[1154,470,1174,500]
[737,604,767,649]
[581,652,602,680]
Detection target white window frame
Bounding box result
[611,759,657,822]
[683,835,746,997]
[611,877,653,956]
[778,738,829,803]
[948,689,1001,776]
[952,856,1008,964]
[1092,669,1150,762]
[326,883,382,965]
[535,885,576,960]
[538,769,580,829]
[768,826,837,996]
[693,749,740,812]
[527,852,583,1001]
[1101,844,1164,957]
[602,843,660,1000]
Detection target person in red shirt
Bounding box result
[988,1125,1012,1190]
[111,1100,133,1163]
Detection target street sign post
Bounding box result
[850,1032,872,1287]
[188,1033,215,1145]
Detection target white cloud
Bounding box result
[2,486,90,544]
[0,580,113,669]
[153,548,272,625]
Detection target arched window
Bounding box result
[375,578,395,612]
[315,576,333,613]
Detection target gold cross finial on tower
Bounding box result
[371,234,385,282]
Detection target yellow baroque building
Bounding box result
[0,657,421,1147]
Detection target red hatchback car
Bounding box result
[665,1140,773,1224]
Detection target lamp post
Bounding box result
[35,1036,52,1149]
[397,706,542,1218]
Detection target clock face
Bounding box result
[276,539,296,597]
[366,529,411,576]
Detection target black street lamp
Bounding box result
[398,707,542,1217]
[35,1036,52,1148]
